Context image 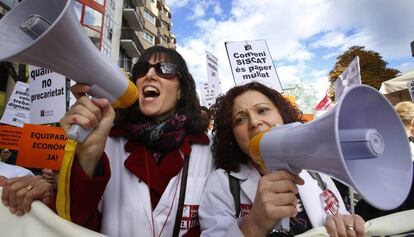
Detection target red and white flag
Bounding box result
[315,95,334,111]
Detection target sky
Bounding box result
[165,0,414,101]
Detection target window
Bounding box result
[74,0,104,49]
[161,21,169,30]
[93,0,105,5]
[104,13,113,41]
[0,0,14,8]
[161,35,169,45]
[102,41,111,57]
[143,31,155,45]
[163,9,170,18]
[84,6,103,30]
[73,1,83,20]
[143,9,156,25]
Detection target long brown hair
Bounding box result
[211,82,304,172]
[114,46,208,135]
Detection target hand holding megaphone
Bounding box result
[59,84,115,172]
[249,85,413,233]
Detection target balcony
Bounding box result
[123,1,144,31]
[160,10,171,23]
[156,0,162,10]
[130,0,146,7]
[120,28,144,58]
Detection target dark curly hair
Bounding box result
[114,46,208,135]
[211,82,304,173]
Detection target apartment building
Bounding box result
[74,0,176,74]
[118,0,176,73]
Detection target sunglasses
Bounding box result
[134,62,180,79]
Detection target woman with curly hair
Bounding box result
[199,82,364,237]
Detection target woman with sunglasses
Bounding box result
[1,46,212,237]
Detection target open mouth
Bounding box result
[143,86,160,98]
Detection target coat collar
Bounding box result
[229,164,260,203]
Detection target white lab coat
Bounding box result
[0,162,33,178]
[99,136,214,237]
[199,164,348,237]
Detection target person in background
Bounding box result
[200,106,213,133]
[41,168,58,191]
[394,101,414,160]
[355,101,414,220]
[0,148,17,165]
[1,46,213,237]
[199,82,364,237]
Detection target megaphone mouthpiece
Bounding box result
[20,14,51,39]
[339,128,384,160]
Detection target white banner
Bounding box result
[0,81,30,127]
[334,56,361,101]
[0,187,108,237]
[29,66,67,124]
[225,39,283,92]
[200,81,216,108]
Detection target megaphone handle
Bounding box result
[271,217,290,234]
[67,124,92,143]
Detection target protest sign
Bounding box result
[0,125,22,150]
[225,39,283,92]
[0,81,30,127]
[29,65,67,124]
[200,81,216,108]
[206,51,221,95]
[17,124,67,170]
[334,56,361,101]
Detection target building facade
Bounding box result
[74,0,176,75]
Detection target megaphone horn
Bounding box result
[0,0,138,142]
[249,85,412,211]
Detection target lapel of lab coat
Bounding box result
[230,164,260,203]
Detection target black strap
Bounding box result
[308,171,327,190]
[228,173,241,218]
[172,154,190,237]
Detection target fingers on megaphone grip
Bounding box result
[70,83,90,99]
[266,170,305,185]
[69,99,101,129]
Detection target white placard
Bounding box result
[225,39,283,92]
[0,81,30,127]
[334,56,361,101]
[29,66,67,124]
[200,81,216,108]
[206,51,221,95]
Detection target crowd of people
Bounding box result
[0,45,413,237]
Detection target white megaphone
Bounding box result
[0,0,138,142]
[249,85,412,231]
